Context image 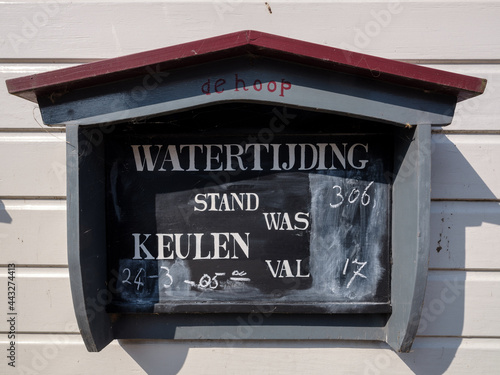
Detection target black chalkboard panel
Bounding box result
[106,115,393,314]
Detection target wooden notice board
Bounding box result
[6,30,486,352]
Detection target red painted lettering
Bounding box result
[280,79,292,97]
[267,81,277,92]
[201,79,211,95]
[215,78,226,93]
[200,75,292,96]
[235,74,248,91]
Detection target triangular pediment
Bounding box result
[6,30,485,127]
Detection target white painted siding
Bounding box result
[1,1,499,60]
[1,1,499,374]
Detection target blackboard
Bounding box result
[105,116,393,314]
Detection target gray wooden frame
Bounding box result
[66,110,431,353]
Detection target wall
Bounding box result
[1,1,499,374]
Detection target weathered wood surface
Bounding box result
[0,335,498,375]
[1,133,499,199]
[0,2,499,61]
[3,200,498,269]
[430,201,500,270]
[1,268,498,339]
[0,200,67,266]
[0,133,66,197]
[431,134,500,200]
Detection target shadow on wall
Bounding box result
[119,135,498,375]
[0,200,13,224]
[119,340,189,375]
[399,134,500,374]
[117,339,478,374]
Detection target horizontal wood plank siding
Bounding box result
[431,134,500,200]
[430,201,500,270]
[0,200,67,266]
[1,268,498,338]
[1,133,499,199]
[0,133,66,197]
[0,268,75,333]
[1,2,500,61]
[2,200,497,268]
[0,336,498,375]
[419,271,500,337]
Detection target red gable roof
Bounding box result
[6,30,486,103]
